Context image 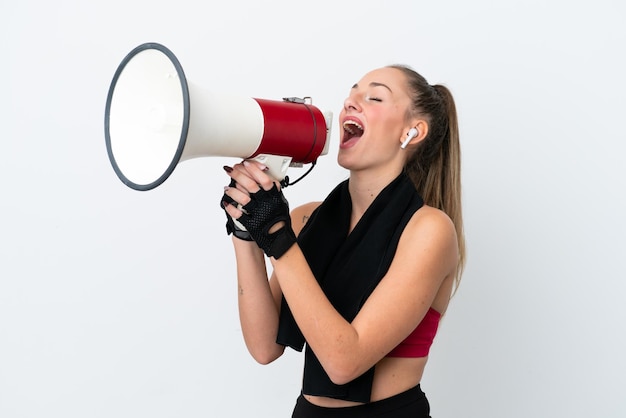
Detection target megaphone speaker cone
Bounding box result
[105,43,189,191]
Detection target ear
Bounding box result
[400,119,428,148]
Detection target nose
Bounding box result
[343,94,361,112]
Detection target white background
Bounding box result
[2,1,625,417]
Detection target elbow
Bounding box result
[249,345,284,365]
[318,338,368,385]
[253,353,278,366]
[328,371,353,386]
[324,357,362,386]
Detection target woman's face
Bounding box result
[338,67,415,172]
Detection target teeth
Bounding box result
[343,120,363,129]
[343,120,363,135]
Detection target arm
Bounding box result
[224,173,320,365]
[223,162,458,384]
[232,237,284,364]
[270,207,458,384]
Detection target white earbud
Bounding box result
[401,128,419,149]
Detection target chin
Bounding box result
[336,152,352,170]
[336,152,364,172]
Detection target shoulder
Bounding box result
[399,205,459,271]
[291,201,323,236]
[409,205,456,234]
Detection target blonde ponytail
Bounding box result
[389,65,466,292]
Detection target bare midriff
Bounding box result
[303,356,428,407]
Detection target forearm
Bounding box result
[223,161,366,375]
[233,237,284,364]
[271,245,364,383]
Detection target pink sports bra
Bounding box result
[386,307,441,358]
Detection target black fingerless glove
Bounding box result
[224,212,255,241]
[236,184,297,259]
[221,180,253,241]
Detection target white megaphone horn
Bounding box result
[104,43,333,191]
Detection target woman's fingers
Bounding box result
[225,160,279,193]
[242,160,279,191]
[224,163,261,193]
[223,184,251,208]
[222,198,240,217]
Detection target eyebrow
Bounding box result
[352,82,393,92]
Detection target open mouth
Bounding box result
[342,120,364,143]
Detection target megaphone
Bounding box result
[104,43,332,191]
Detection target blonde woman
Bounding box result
[222,64,465,418]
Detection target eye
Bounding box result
[366,96,382,102]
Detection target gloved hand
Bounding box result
[225,182,297,259]
[221,179,253,241]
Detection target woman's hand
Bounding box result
[221,161,297,259]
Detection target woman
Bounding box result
[221,64,465,417]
